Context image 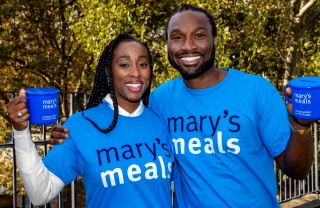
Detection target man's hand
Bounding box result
[49,116,69,145]
[285,87,314,127]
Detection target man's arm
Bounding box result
[274,118,314,180]
[274,87,314,180]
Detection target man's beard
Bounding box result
[168,51,215,80]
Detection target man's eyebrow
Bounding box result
[169,26,209,35]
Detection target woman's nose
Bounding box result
[129,65,140,77]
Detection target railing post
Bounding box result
[313,123,319,198]
[69,93,78,208]
[10,91,18,208]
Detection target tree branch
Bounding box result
[70,44,82,57]
[274,41,286,62]
[291,0,300,15]
[291,0,299,7]
[297,0,318,18]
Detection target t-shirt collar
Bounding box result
[102,94,144,117]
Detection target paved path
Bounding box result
[280,194,320,208]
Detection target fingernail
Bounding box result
[59,139,63,144]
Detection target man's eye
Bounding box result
[172,35,182,40]
[196,33,205,38]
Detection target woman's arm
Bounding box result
[14,127,65,205]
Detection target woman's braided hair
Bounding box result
[82,33,153,133]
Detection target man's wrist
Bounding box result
[290,115,312,128]
[290,123,311,135]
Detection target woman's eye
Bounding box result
[119,63,129,68]
[139,63,148,67]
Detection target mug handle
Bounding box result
[285,84,291,103]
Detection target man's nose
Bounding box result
[181,37,197,51]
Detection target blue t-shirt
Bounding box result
[43,102,174,208]
[149,68,290,207]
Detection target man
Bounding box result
[50,4,314,207]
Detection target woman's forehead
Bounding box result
[113,41,148,59]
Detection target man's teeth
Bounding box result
[126,83,142,88]
[181,56,201,62]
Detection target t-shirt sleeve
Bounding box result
[43,121,80,185]
[149,90,160,114]
[257,79,290,158]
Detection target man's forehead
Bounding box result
[168,10,210,31]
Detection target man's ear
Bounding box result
[213,36,217,47]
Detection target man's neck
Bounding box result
[184,67,227,89]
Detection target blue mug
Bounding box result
[26,87,60,125]
[286,76,320,121]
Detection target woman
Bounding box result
[6,33,174,208]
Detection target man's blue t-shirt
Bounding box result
[43,102,174,208]
[149,68,290,207]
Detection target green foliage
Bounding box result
[66,0,185,89]
[0,0,95,121]
[65,0,319,91]
[1,0,319,97]
[300,18,320,76]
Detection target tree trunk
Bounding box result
[283,0,319,89]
